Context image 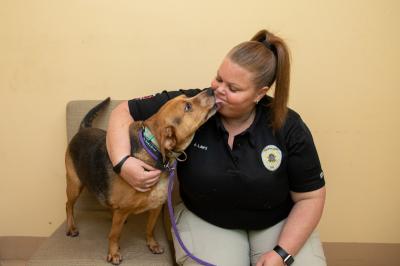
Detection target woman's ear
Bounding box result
[255,86,269,103]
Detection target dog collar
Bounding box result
[142,126,161,157]
[138,126,175,171]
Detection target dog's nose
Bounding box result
[206,88,214,96]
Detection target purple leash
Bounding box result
[139,129,216,266]
[167,166,216,266]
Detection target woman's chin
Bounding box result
[216,106,229,117]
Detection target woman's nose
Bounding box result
[213,85,225,96]
[211,80,224,95]
[210,79,218,90]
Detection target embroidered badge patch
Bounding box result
[261,145,282,171]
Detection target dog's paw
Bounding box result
[66,228,79,237]
[147,243,164,254]
[107,252,123,265]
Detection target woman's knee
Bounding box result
[291,231,327,266]
[172,203,250,266]
[249,222,326,266]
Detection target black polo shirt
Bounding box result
[128,88,325,230]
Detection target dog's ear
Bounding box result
[160,126,176,162]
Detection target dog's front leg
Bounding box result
[107,209,130,265]
[146,205,164,254]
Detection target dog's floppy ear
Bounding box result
[159,126,176,162]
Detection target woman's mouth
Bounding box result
[215,97,223,104]
[215,98,224,109]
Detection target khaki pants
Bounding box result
[172,203,326,266]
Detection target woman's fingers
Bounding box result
[119,156,162,191]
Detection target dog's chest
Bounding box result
[146,177,169,210]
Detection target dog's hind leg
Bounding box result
[107,209,130,265]
[146,205,164,254]
[65,149,84,237]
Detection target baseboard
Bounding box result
[0,236,46,260]
[1,236,399,265]
[323,242,400,266]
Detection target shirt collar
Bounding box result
[213,96,272,147]
[246,96,272,146]
[214,114,226,135]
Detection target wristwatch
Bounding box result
[273,245,294,266]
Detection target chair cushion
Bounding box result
[28,210,174,266]
[66,99,122,142]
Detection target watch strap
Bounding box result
[113,155,131,174]
[273,245,294,265]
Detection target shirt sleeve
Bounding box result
[284,111,325,192]
[128,88,202,121]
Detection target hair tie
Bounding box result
[262,35,277,56]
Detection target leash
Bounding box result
[167,166,216,266]
[138,128,216,266]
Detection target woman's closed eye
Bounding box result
[215,75,239,93]
[229,86,238,92]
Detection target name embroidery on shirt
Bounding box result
[261,145,282,171]
[134,94,155,100]
[193,143,208,151]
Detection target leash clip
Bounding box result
[164,160,176,173]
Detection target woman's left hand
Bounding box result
[255,250,284,266]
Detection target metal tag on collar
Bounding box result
[164,161,176,172]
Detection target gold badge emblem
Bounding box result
[261,145,282,171]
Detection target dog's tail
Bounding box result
[79,97,111,130]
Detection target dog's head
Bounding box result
[146,89,217,161]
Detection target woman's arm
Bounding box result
[106,101,161,192]
[279,187,326,253]
[106,101,133,165]
[256,187,326,266]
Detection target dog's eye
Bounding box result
[184,102,192,112]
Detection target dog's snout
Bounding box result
[206,88,214,96]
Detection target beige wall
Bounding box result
[1,0,399,243]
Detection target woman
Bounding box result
[106,30,326,266]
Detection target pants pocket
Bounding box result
[295,231,326,266]
[310,232,327,263]
[174,202,186,224]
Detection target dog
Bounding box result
[65,89,216,265]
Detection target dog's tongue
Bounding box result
[215,98,223,103]
[215,98,223,110]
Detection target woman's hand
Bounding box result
[256,251,284,266]
[120,157,161,192]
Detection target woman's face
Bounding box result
[211,57,267,119]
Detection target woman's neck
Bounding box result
[221,107,256,135]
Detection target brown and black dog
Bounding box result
[65,89,216,264]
